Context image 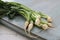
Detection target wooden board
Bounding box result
[1,0,60,40]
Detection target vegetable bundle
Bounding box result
[0,0,53,38]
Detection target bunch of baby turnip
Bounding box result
[0,0,53,38]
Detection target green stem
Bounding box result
[38,12,48,18]
[7,2,32,11]
[18,9,31,21]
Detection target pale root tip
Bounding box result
[48,23,52,27]
[24,21,29,29]
[47,16,52,22]
[42,24,49,30]
[28,21,33,33]
[35,18,40,26]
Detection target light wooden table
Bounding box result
[0,24,28,40]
